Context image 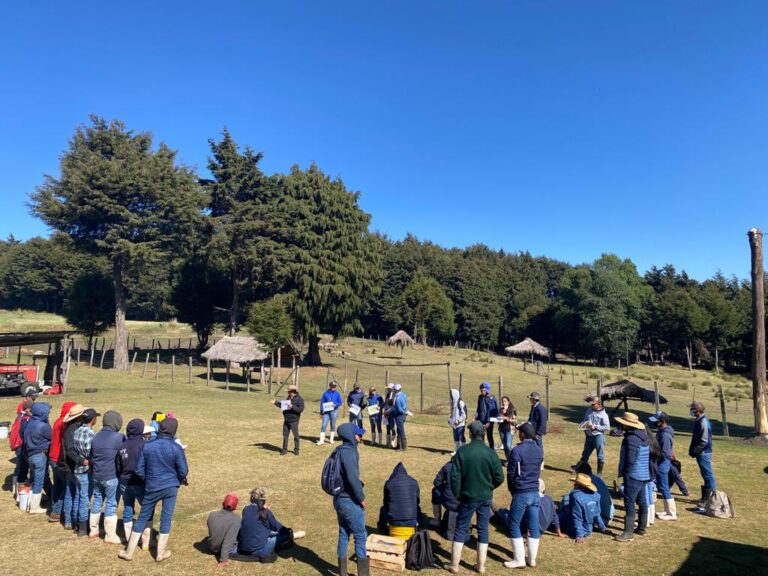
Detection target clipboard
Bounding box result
[367,405,380,416]
[322,402,336,413]
[280,400,291,412]
[349,404,362,416]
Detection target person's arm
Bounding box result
[539,405,548,435]
[692,420,709,456]
[340,451,365,504]
[450,455,462,497]
[335,392,342,408]
[175,444,189,482]
[507,450,520,493]
[593,505,606,533]
[492,450,504,488]
[617,439,626,477]
[267,510,283,532]
[219,518,241,562]
[347,392,354,407]
[597,411,610,433]
[572,500,586,540]
[135,450,146,480]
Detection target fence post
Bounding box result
[385,370,389,387]
[447,363,452,389]
[188,356,193,384]
[226,361,231,392]
[498,375,503,399]
[459,373,463,397]
[99,349,106,369]
[420,373,424,414]
[77,347,81,365]
[206,358,211,387]
[545,376,551,414]
[653,381,660,413]
[155,353,160,381]
[130,351,137,373]
[571,368,575,386]
[523,358,527,372]
[89,347,95,368]
[717,384,730,436]
[355,369,359,385]
[142,352,149,377]
[171,355,175,383]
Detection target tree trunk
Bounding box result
[229,273,240,336]
[112,258,129,371]
[306,335,322,366]
[685,341,693,371]
[748,228,768,437]
[714,345,719,374]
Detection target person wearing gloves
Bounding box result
[117,419,153,551]
[504,422,544,569]
[333,422,369,576]
[234,487,306,561]
[347,384,367,427]
[649,411,678,520]
[392,383,408,451]
[366,387,384,446]
[448,388,468,455]
[557,473,607,542]
[47,401,77,522]
[272,385,305,455]
[614,412,652,542]
[89,410,125,543]
[73,408,99,536]
[572,395,611,477]
[119,418,188,562]
[22,401,52,514]
[317,382,342,445]
[207,493,241,568]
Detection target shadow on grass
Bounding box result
[286,542,337,576]
[2,472,13,493]
[672,536,768,575]
[543,463,573,474]
[192,537,213,558]
[250,442,283,453]
[411,445,453,455]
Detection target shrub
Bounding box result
[700,380,712,387]
[669,381,689,391]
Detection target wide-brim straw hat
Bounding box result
[570,473,597,493]
[63,404,85,423]
[614,411,644,430]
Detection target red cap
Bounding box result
[222,493,239,511]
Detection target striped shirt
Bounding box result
[73,425,95,474]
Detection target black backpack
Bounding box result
[406,530,437,571]
[321,447,345,496]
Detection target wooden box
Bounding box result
[366,534,407,572]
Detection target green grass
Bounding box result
[1,322,766,575]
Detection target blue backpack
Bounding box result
[321,447,345,496]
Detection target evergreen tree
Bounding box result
[400,273,456,342]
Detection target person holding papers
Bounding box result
[272,385,304,455]
[366,387,384,446]
[317,382,343,445]
[347,384,368,428]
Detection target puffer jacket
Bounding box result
[382,463,420,527]
[618,428,651,481]
[135,424,188,493]
[22,402,52,457]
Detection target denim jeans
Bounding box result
[133,486,177,534]
[507,492,541,538]
[14,448,29,483]
[500,430,513,458]
[91,477,119,517]
[656,459,672,499]
[27,452,48,494]
[50,463,66,515]
[623,477,648,521]
[120,483,146,524]
[395,415,406,442]
[233,530,290,557]
[321,409,338,434]
[580,433,605,463]
[334,493,367,559]
[453,426,466,444]
[454,500,491,544]
[75,472,92,522]
[535,436,544,455]
[63,471,78,527]
[696,452,716,491]
[369,414,382,434]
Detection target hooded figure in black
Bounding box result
[378,462,420,533]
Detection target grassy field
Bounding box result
[1,330,767,576]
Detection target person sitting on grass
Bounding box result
[233,487,305,562]
[494,479,566,539]
[557,473,607,543]
[378,462,420,538]
[207,492,241,568]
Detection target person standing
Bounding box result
[474,382,499,450]
[10,397,33,500]
[207,493,241,568]
[527,392,548,455]
[688,401,716,510]
[61,404,85,531]
[573,395,610,477]
[22,402,52,514]
[449,421,504,574]
[47,401,76,522]
[498,396,517,461]
[273,385,304,455]
[392,383,408,451]
[648,411,677,521]
[119,418,188,562]
[614,412,651,542]
[73,408,99,536]
[333,422,369,576]
[90,410,125,543]
[366,387,384,446]
[383,383,397,448]
[347,384,367,427]
[117,419,152,551]
[449,388,468,455]
[317,382,342,445]
[504,422,544,568]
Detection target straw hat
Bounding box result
[570,473,597,493]
[614,412,644,430]
[63,404,84,423]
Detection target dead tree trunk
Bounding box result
[748,228,768,437]
[112,257,129,371]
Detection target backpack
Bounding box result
[9,415,26,451]
[321,447,345,496]
[704,490,735,519]
[406,530,437,571]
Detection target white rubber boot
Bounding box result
[658,499,677,521]
[329,432,335,444]
[141,526,152,551]
[316,432,326,445]
[448,541,463,574]
[656,498,670,520]
[104,515,122,544]
[647,499,655,526]
[28,492,46,514]
[503,538,526,568]
[293,530,306,539]
[123,521,133,542]
[89,513,101,539]
[526,537,540,567]
[118,530,142,561]
[155,533,171,562]
[475,542,488,574]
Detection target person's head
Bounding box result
[63,404,85,424]
[528,391,540,405]
[287,385,298,397]
[570,473,597,494]
[159,418,178,438]
[479,382,490,396]
[103,410,123,432]
[393,383,402,393]
[82,408,99,427]
[575,461,593,475]
[469,420,485,440]
[223,492,239,511]
[586,394,602,411]
[689,402,705,418]
[329,382,337,392]
[353,424,366,442]
[151,411,165,423]
[501,396,510,409]
[649,411,669,428]
[368,386,377,396]
[21,397,34,414]
[142,424,153,440]
[614,412,644,432]
[250,486,266,505]
[517,422,536,441]
[353,383,360,391]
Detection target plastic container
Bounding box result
[17,484,31,511]
[0,425,8,440]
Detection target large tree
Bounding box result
[30,116,204,370]
[400,273,456,342]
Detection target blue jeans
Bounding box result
[580,434,605,463]
[63,471,78,527]
[535,436,544,455]
[321,410,338,434]
[369,414,382,434]
[454,500,491,544]
[75,472,92,522]
[120,483,146,524]
[507,492,541,538]
[91,477,119,517]
[234,531,290,557]
[395,414,406,442]
[27,452,48,494]
[453,426,466,444]
[500,430,513,458]
[50,463,66,515]
[334,494,367,559]
[14,448,29,483]
[623,477,648,521]
[696,452,716,491]
[133,486,177,534]
[656,459,672,499]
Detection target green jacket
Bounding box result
[450,438,504,503]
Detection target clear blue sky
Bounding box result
[1,1,766,280]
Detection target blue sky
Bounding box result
[1,1,766,280]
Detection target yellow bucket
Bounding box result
[388,525,416,539]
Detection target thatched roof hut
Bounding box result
[600,379,667,412]
[388,330,415,348]
[202,336,268,364]
[504,337,551,358]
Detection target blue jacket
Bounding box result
[618,428,651,481]
[135,433,188,493]
[656,425,674,461]
[591,474,614,521]
[381,463,420,527]
[393,392,408,416]
[432,461,459,512]
[335,423,365,505]
[238,505,283,555]
[321,390,343,412]
[348,389,367,408]
[689,415,713,456]
[507,438,543,494]
[475,394,498,424]
[92,427,125,482]
[117,419,146,486]
[559,488,605,539]
[22,402,51,457]
[528,402,547,437]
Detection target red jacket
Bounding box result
[49,402,77,462]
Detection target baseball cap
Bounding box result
[393,383,402,391]
[480,382,490,391]
[648,411,668,423]
[82,408,100,421]
[353,425,366,437]
[223,492,239,511]
[517,422,536,439]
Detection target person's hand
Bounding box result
[575,537,584,545]
[484,423,490,430]
[361,500,367,509]
[217,561,229,569]
[557,531,568,539]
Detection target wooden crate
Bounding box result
[366,534,407,572]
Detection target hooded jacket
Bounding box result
[135,419,188,493]
[432,461,459,511]
[49,402,76,463]
[91,411,125,482]
[449,389,467,429]
[381,463,420,527]
[656,425,674,461]
[618,428,651,481]
[117,419,146,486]
[22,402,52,457]
[335,422,365,505]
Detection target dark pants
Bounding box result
[622,477,648,535]
[14,448,28,483]
[369,414,382,434]
[454,500,491,544]
[395,415,406,444]
[485,423,495,449]
[283,420,299,452]
[668,463,688,495]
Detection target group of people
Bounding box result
[9,396,188,563]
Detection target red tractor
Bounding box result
[0,364,40,396]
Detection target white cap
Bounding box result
[393,383,402,391]
[386,383,395,389]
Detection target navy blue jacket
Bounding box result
[117,419,146,486]
[23,402,51,457]
[135,433,188,493]
[382,463,420,527]
[528,402,548,437]
[348,389,367,408]
[432,461,459,511]
[689,415,713,456]
[92,426,125,482]
[656,425,674,461]
[507,438,543,494]
[520,494,559,534]
[238,505,283,555]
[476,394,498,424]
[335,423,365,505]
[618,428,651,481]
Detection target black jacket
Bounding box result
[117,419,146,486]
[380,462,420,528]
[283,394,305,424]
[61,420,82,473]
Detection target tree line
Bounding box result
[1,116,764,371]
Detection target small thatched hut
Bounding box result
[202,336,268,390]
[600,379,668,413]
[504,337,551,359]
[388,330,415,358]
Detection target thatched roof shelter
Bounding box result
[202,336,268,364]
[388,330,415,348]
[600,379,667,413]
[504,337,551,358]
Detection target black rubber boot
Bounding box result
[338,557,348,576]
[597,461,604,477]
[357,557,370,576]
[635,506,648,535]
[615,510,635,542]
[399,438,407,451]
[77,521,88,537]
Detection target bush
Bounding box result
[700,380,712,387]
[669,381,689,391]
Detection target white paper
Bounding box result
[367,405,380,416]
[280,400,291,412]
[490,417,503,423]
[322,402,336,413]
[349,404,361,416]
